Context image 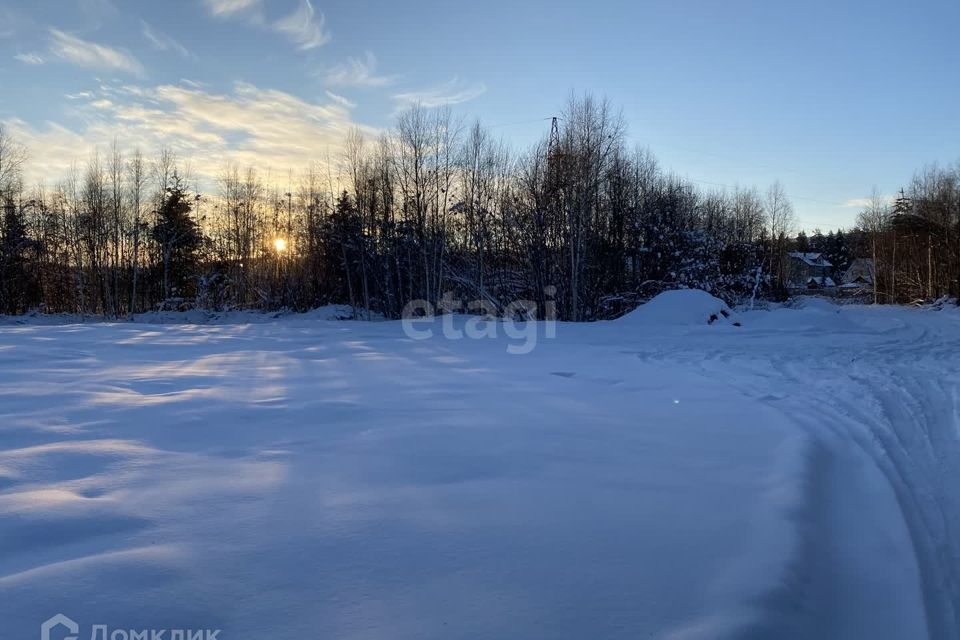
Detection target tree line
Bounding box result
[856,168,960,305]
[0,95,955,320]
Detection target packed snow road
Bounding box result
[0,297,958,639]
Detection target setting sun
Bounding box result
[273,238,288,253]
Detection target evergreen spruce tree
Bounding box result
[0,200,39,313]
[151,176,203,303]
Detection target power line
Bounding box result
[683,177,848,208]
[486,116,554,130]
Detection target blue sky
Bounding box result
[1,0,958,229]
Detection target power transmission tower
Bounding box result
[548,117,560,152]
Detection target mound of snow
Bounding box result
[619,289,735,326]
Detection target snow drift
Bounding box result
[618,289,736,327]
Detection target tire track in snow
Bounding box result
[612,312,960,639]
[695,319,960,639]
[848,367,960,639]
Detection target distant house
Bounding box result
[839,258,875,296]
[843,259,875,286]
[787,252,835,291]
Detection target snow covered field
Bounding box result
[1,297,958,639]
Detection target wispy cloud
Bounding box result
[325,90,355,109]
[324,52,397,88]
[14,53,45,65]
[141,20,192,58]
[48,29,144,76]
[7,80,377,187]
[393,77,486,109]
[203,0,329,51]
[203,0,262,18]
[273,0,330,50]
